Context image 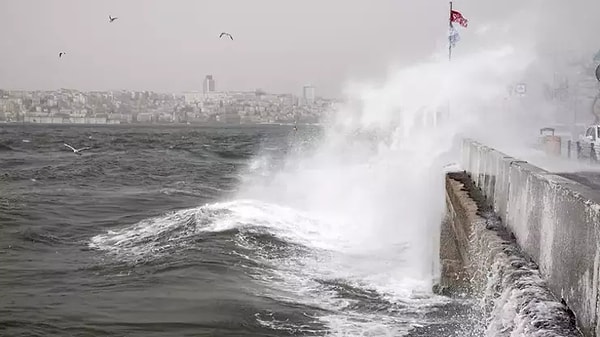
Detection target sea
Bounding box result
[0,124,478,337]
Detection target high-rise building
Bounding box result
[303,85,315,105]
[203,75,216,94]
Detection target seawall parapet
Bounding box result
[453,139,600,336]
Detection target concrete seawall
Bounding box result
[459,139,600,337]
[441,172,581,336]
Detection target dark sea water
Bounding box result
[0,124,475,337]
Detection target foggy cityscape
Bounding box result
[0,76,334,125]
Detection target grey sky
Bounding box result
[1,0,599,97]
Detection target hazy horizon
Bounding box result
[1,0,600,98]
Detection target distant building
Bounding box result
[183,91,203,104]
[303,85,315,105]
[137,112,154,123]
[203,75,216,95]
[203,91,228,102]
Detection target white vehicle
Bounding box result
[580,125,600,143]
[579,125,600,158]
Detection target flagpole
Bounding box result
[449,1,453,61]
[445,1,453,126]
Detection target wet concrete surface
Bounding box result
[557,172,600,190]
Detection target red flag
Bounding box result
[450,10,468,28]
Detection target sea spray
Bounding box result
[239,45,536,292]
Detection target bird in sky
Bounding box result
[58,52,66,58]
[219,32,234,40]
[109,15,118,23]
[64,143,91,155]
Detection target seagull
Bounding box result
[64,143,91,155]
[219,32,234,40]
[58,52,66,58]
[109,15,118,23]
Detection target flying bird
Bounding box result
[64,143,91,155]
[58,52,66,58]
[219,32,233,40]
[109,15,118,23]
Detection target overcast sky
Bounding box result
[1,0,599,97]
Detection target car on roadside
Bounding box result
[578,124,600,158]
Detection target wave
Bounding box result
[89,200,342,261]
[89,199,452,335]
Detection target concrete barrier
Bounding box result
[437,175,473,295]
[441,172,581,336]
[461,138,600,337]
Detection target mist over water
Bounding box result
[239,42,537,288]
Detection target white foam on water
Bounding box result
[90,198,458,335]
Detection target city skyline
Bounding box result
[0,82,334,125]
[0,74,325,100]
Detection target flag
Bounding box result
[450,10,468,28]
[449,25,460,47]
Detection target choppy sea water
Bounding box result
[1,124,477,337]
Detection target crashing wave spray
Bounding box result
[239,45,535,295]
